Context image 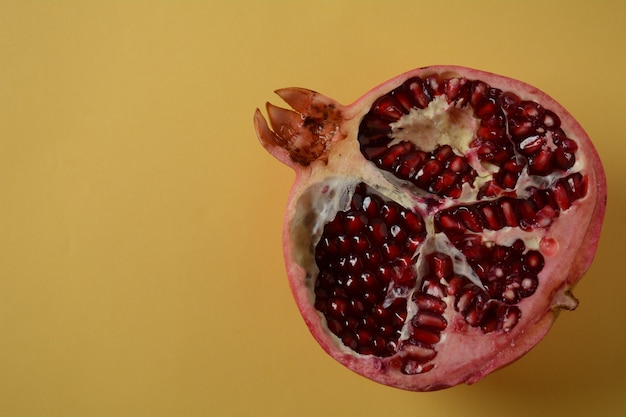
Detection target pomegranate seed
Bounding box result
[401,361,435,375]
[521,101,543,118]
[350,299,366,315]
[553,148,575,170]
[518,135,544,156]
[421,279,447,299]
[411,328,441,346]
[500,91,520,111]
[327,298,349,318]
[500,198,519,227]
[382,241,402,261]
[355,329,373,345]
[413,311,447,331]
[359,195,374,216]
[499,306,521,332]
[327,319,343,334]
[406,77,431,108]
[406,235,424,252]
[519,274,539,297]
[563,173,587,199]
[559,137,578,153]
[341,333,358,350]
[470,81,489,106]
[377,265,394,282]
[424,75,442,96]
[443,77,464,102]
[372,336,389,354]
[418,159,443,182]
[541,110,561,128]
[364,250,382,268]
[372,306,389,321]
[414,293,447,314]
[553,182,572,211]
[435,145,454,162]
[381,204,399,223]
[373,95,406,122]
[378,142,413,167]
[475,97,498,119]
[362,291,379,305]
[393,89,416,113]
[456,206,482,232]
[392,310,407,328]
[529,148,553,175]
[445,275,464,296]
[395,151,426,178]
[351,235,369,252]
[516,199,537,229]
[345,213,367,234]
[335,235,351,254]
[455,287,477,314]
[480,203,502,230]
[509,118,534,139]
[523,250,544,273]
[402,344,437,363]
[402,211,425,233]
[389,224,406,241]
[437,213,465,233]
[395,266,416,286]
[430,253,453,279]
[448,156,469,174]
[370,220,389,243]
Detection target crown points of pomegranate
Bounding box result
[255,65,606,391]
[255,87,344,166]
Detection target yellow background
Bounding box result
[1,1,624,416]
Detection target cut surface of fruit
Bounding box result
[254,66,606,391]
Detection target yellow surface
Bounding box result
[0,1,624,416]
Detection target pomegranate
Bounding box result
[254,66,606,391]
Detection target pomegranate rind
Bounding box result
[256,65,607,391]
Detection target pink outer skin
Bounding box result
[257,65,607,391]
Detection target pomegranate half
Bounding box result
[254,66,606,391]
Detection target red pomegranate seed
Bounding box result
[448,156,469,173]
[411,328,441,346]
[500,198,519,227]
[529,148,552,175]
[414,293,447,314]
[480,203,502,230]
[393,89,416,113]
[553,148,575,170]
[430,253,453,279]
[541,110,561,128]
[438,213,465,233]
[373,95,407,122]
[475,97,498,119]
[406,78,431,108]
[368,219,388,243]
[395,151,426,178]
[413,311,447,331]
[518,135,544,156]
[435,145,454,162]
[554,185,572,211]
[345,213,367,234]
[378,142,413,167]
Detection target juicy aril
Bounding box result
[254,66,606,391]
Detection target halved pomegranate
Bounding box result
[254,66,606,391]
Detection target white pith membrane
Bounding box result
[289,86,583,360]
